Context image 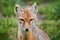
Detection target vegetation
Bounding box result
[0,0,60,40]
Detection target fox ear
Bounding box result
[14,4,22,16]
[31,3,38,14]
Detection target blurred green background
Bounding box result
[0,0,60,40]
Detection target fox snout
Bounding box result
[23,22,30,32]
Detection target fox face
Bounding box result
[14,3,38,32]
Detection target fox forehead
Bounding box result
[18,9,33,21]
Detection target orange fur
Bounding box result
[14,4,50,40]
[18,10,33,28]
[26,30,35,40]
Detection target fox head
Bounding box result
[14,3,38,32]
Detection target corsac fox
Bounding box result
[14,3,50,40]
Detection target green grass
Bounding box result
[38,1,60,20]
[0,0,60,40]
[0,17,17,40]
[37,20,60,40]
[0,17,60,40]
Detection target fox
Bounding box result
[14,3,50,40]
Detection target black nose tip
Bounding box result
[25,29,29,32]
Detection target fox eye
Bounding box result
[30,19,34,21]
[19,19,24,21]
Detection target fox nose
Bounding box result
[25,28,29,32]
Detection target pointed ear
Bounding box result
[14,4,22,16]
[30,3,38,14]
